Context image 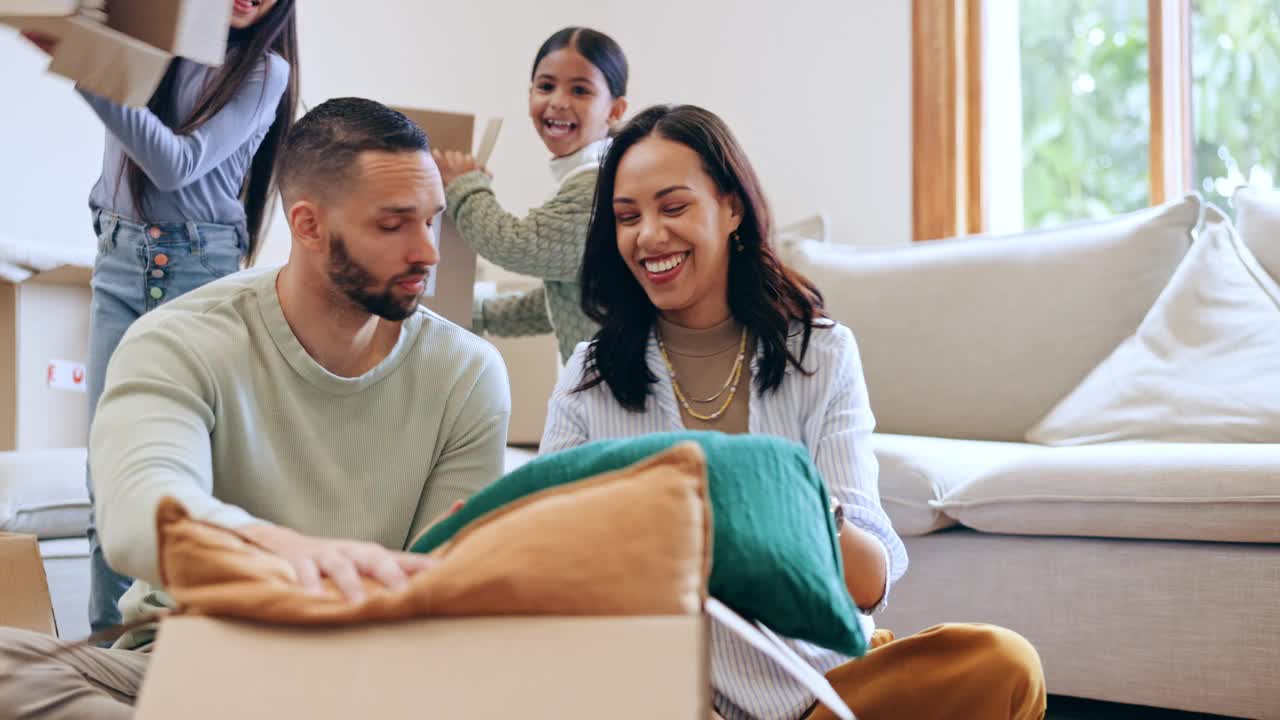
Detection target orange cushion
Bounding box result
[155,442,711,624]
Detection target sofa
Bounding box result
[0,448,92,641]
[487,195,1279,717]
[779,192,1280,719]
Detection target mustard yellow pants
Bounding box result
[0,622,1044,720]
[805,623,1046,720]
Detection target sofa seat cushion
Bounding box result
[0,449,91,539]
[873,434,1040,536]
[935,443,1280,543]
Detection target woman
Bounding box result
[433,26,628,362]
[541,104,1045,720]
[26,0,299,634]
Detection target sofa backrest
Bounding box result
[786,195,1202,441]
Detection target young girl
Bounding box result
[433,26,627,362]
[28,0,298,634]
[540,104,1046,720]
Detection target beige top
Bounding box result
[655,316,751,434]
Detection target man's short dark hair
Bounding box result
[277,97,430,201]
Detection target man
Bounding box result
[0,97,510,719]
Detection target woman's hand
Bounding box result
[21,30,60,56]
[432,148,492,188]
[837,520,889,611]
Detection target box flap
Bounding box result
[24,265,92,286]
[392,107,474,154]
[105,0,229,67]
[136,614,707,719]
[49,14,173,107]
[1,14,173,107]
[0,532,57,635]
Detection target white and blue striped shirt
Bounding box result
[541,320,908,720]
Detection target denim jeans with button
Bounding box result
[86,209,246,634]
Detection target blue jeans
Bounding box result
[85,210,246,634]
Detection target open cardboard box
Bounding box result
[134,600,854,719]
[1,0,231,107]
[392,107,502,329]
[136,614,708,719]
[0,532,57,635]
[0,264,92,451]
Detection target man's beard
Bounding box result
[326,234,426,321]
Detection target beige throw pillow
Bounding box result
[1234,186,1280,285]
[156,443,712,624]
[1027,205,1280,444]
[788,196,1199,441]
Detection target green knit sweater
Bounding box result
[444,147,604,363]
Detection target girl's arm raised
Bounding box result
[79,54,289,192]
[445,170,597,282]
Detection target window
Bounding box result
[1008,0,1151,231]
[912,0,1280,239]
[1190,1,1280,203]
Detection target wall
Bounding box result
[0,30,105,254]
[0,1,912,266]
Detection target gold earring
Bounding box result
[732,230,744,252]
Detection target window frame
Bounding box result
[913,0,1197,239]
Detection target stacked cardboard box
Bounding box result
[1,0,232,106]
[0,532,56,635]
[0,263,91,451]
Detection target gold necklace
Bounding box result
[657,328,748,422]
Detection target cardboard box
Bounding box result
[0,532,57,635]
[134,601,856,720]
[0,265,92,451]
[104,0,229,66]
[477,280,559,444]
[136,614,709,719]
[393,107,504,329]
[1,0,230,107]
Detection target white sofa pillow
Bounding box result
[790,196,1200,441]
[1234,186,1280,284]
[1027,206,1280,444]
[0,448,91,538]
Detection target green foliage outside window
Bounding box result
[1019,0,1279,229]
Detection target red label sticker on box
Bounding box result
[47,359,88,393]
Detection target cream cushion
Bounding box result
[0,448,91,539]
[790,196,1200,441]
[873,434,1036,536]
[935,442,1280,543]
[1234,186,1280,284]
[1028,206,1280,445]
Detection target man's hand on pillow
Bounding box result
[238,523,436,603]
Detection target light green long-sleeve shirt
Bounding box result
[445,139,608,362]
[91,267,511,630]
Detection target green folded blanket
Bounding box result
[411,431,866,656]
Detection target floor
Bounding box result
[1046,696,1242,719]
